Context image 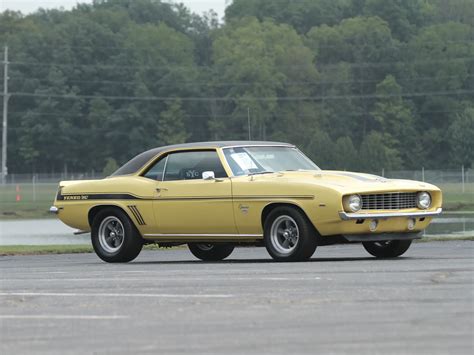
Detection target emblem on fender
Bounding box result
[63,195,89,200]
[239,204,249,214]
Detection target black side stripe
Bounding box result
[135,207,146,225]
[127,205,140,223]
[133,206,146,225]
[128,205,146,225]
[57,193,148,201]
[130,206,146,225]
[128,206,145,225]
[57,192,314,202]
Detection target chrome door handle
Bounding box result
[156,187,168,192]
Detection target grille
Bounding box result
[361,192,417,210]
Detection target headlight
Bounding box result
[417,191,431,209]
[343,194,362,212]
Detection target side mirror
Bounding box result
[202,171,216,180]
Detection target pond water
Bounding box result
[0,213,472,245]
[424,212,474,238]
[0,219,89,245]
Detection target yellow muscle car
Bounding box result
[50,141,442,263]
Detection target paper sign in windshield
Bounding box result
[231,152,258,170]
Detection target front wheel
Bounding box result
[362,240,412,258]
[264,206,318,262]
[91,208,143,263]
[188,243,235,261]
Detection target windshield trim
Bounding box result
[221,145,319,177]
[221,143,294,149]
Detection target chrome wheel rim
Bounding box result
[196,243,214,251]
[98,216,125,253]
[270,215,299,255]
[374,241,392,248]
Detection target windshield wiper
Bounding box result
[248,170,274,176]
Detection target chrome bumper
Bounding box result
[49,206,63,214]
[339,207,442,221]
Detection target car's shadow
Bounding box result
[125,256,413,265]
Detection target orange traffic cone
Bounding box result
[16,184,21,202]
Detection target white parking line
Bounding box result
[0,276,323,282]
[0,292,234,298]
[0,315,129,320]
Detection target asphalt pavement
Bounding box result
[0,241,473,354]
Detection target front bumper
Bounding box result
[339,208,442,221]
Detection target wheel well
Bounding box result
[261,203,319,234]
[88,205,128,227]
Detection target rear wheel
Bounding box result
[362,240,412,258]
[264,206,317,262]
[91,208,143,263]
[188,243,234,261]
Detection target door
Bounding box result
[149,150,237,235]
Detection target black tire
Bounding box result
[264,206,318,262]
[362,240,412,258]
[91,208,143,263]
[188,243,234,261]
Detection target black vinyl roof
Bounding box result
[111,141,292,176]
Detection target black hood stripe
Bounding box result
[327,172,385,182]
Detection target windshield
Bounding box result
[223,146,320,176]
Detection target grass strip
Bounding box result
[415,236,474,242]
[0,243,186,256]
[0,244,93,256]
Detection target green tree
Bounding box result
[402,21,474,167]
[91,0,193,33]
[371,75,419,168]
[430,0,474,26]
[307,16,398,65]
[158,100,188,145]
[449,107,474,168]
[86,98,113,170]
[363,0,432,41]
[1,0,473,173]
[359,131,402,171]
[17,66,84,172]
[212,17,318,140]
[304,130,336,169]
[225,0,353,34]
[102,158,119,176]
[307,16,400,141]
[333,136,358,170]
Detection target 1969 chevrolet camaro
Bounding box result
[51,141,442,263]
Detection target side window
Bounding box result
[143,156,167,181]
[163,151,227,181]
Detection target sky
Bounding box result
[1,0,229,19]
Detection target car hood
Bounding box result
[274,170,439,194]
